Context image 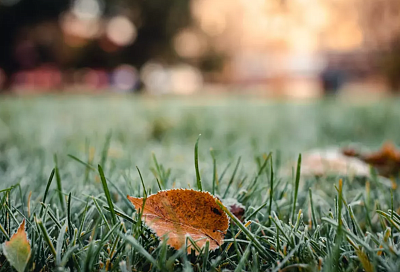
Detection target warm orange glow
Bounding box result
[192,0,364,54]
[60,11,102,43]
[174,29,207,58]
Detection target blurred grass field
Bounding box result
[1,95,400,271]
[2,95,400,188]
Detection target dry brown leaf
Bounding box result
[342,147,361,158]
[127,189,229,253]
[343,141,400,178]
[223,198,245,222]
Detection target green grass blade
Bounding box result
[36,217,57,258]
[155,178,163,191]
[92,197,111,231]
[78,201,89,239]
[67,192,73,239]
[267,158,274,226]
[151,152,170,187]
[68,154,96,171]
[271,243,302,272]
[337,179,343,227]
[347,205,363,237]
[100,130,112,168]
[60,245,79,267]
[309,188,317,229]
[136,166,147,198]
[218,162,232,184]
[248,153,271,192]
[217,200,274,261]
[56,221,68,265]
[103,206,136,224]
[247,202,268,221]
[194,134,202,191]
[234,243,251,272]
[54,154,66,212]
[201,241,210,272]
[98,165,116,225]
[39,168,55,217]
[0,222,10,240]
[118,232,158,267]
[376,210,400,231]
[290,154,301,223]
[210,148,217,195]
[223,156,241,198]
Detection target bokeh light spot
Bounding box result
[106,16,137,46]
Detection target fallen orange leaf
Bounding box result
[127,189,229,253]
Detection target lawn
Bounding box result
[1,95,400,271]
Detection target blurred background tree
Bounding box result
[0,0,69,85]
[358,0,400,92]
[0,0,194,87]
[1,0,399,94]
